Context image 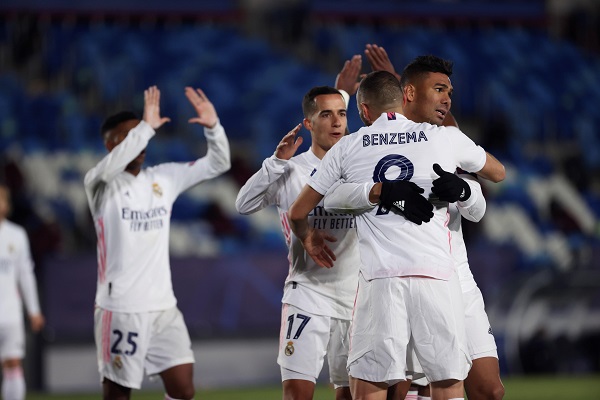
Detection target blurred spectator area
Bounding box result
[1,1,600,374]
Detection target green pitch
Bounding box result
[28,375,600,399]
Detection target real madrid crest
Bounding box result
[284,341,294,356]
[113,355,123,369]
[152,183,163,197]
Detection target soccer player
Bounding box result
[235,86,358,400]
[0,184,45,400]
[325,54,505,400]
[288,70,505,400]
[84,86,231,400]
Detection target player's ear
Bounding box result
[404,84,415,102]
[303,117,312,132]
[360,102,372,124]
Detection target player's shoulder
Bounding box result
[3,219,27,238]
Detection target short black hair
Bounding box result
[399,55,453,90]
[302,86,342,119]
[357,70,403,109]
[100,111,139,137]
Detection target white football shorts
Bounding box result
[278,303,351,387]
[348,272,471,384]
[94,306,194,389]
[463,286,498,360]
[0,323,25,360]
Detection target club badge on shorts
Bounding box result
[285,341,294,356]
[113,355,123,369]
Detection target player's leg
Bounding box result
[348,274,411,400]
[102,378,132,400]
[146,307,195,400]
[416,383,431,400]
[2,359,26,400]
[1,323,27,400]
[386,380,412,400]
[464,357,504,400]
[409,274,470,400]
[94,308,150,400]
[462,287,504,400]
[160,363,194,400]
[326,318,352,400]
[350,377,387,400]
[278,304,329,400]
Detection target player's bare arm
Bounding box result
[288,185,337,268]
[475,152,506,183]
[185,86,218,128]
[143,85,171,129]
[365,43,401,81]
[335,54,362,96]
[275,124,303,160]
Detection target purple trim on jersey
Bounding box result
[387,112,396,120]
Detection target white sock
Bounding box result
[417,396,431,400]
[164,394,193,400]
[2,366,26,400]
[405,390,418,400]
[448,398,464,400]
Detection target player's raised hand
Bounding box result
[301,229,337,268]
[335,54,362,96]
[365,44,401,81]
[186,87,218,129]
[143,86,171,130]
[275,124,303,160]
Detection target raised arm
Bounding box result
[364,44,401,81]
[160,87,232,196]
[456,174,486,222]
[235,124,302,214]
[476,152,506,183]
[335,54,362,96]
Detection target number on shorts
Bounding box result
[286,313,311,340]
[111,329,139,355]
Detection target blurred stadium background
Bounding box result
[1,0,600,397]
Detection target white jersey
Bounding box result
[0,219,41,325]
[310,112,486,281]
[235,149,360,320]
[323,173,486,292]
[84,120,230,313]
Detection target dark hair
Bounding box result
[302,86,342,118]
[100,111,139,137]
[357,70,403,109]
[399,55,453,90]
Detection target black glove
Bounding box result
[431,163,471,202]
[380,181,434,225]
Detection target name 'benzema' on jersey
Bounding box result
[362,131,428,147]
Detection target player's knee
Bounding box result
[470,381,505,400]
[488,382,505,400]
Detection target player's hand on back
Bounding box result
[379,181,434,225]
[365,44,401,81]
[275,124,303,160]
[301,229,337,268]
[185,87,218,129]
[143,86,171,130]
[431,163,471,203]
[335,54,363,96]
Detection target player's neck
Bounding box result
[311,144,326,160]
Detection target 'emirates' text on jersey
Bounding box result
[84,121,230,312]
[236,149,360,320]
[310,113,486,281]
